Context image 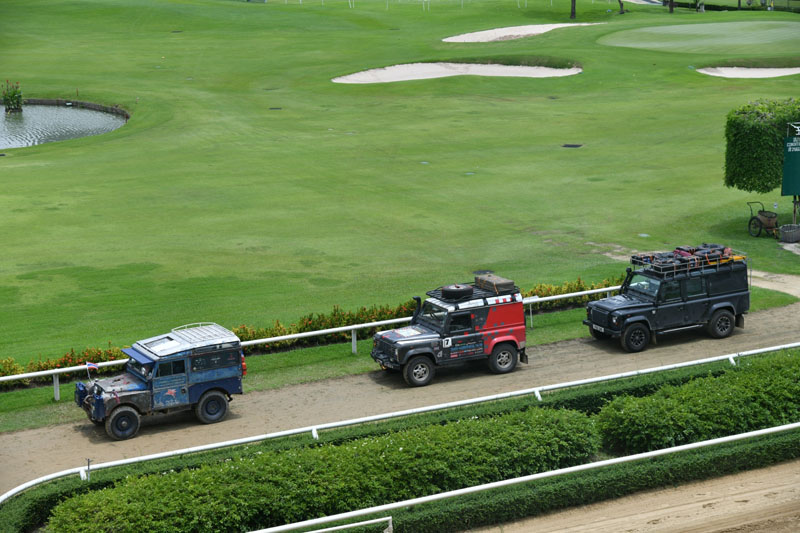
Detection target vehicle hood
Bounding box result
[376,324,439,344]
[590,293,651,313]
[93,372,148,394]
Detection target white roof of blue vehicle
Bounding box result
[129,323,240,359]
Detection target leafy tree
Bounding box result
[724,98,800,194]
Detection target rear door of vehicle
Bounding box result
[683,276,708,325]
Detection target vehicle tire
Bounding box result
[88,414,104,426]
[195,390,229,424]
[707,309,735,339]
[748,217,762,237]
[589,327,611,340]
[441,284,473,300]
[105,406,140,440]
[487,343,518,374]
[403,356,435,387]
[620,323,650,353]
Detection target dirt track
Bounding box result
[1,273,799,530]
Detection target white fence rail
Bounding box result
[0,286,621,400]
[2,340,797,506]
[251,421,800,533]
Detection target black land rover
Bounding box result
[584,244,749,352]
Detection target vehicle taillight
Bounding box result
[241,354,247,377]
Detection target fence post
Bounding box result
[528,305,534,329]
[352,330,357,354]
[53,374,60,401]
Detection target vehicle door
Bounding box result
[683,276,708,325]
[152,358,189,409]
[654,280,685,330]
[442,312,483,362]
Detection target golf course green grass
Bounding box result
[2,0,799,365]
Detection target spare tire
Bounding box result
[441,284,473,300]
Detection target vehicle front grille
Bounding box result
[591,308,610,328]
[376,339,395,355]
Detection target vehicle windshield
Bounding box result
[126,359,153,380]
[418,300,448,331]
[625,273,661,300]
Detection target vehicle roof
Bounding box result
[131,323,240,359]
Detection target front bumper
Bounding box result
[583,319,622,338]
[371,348,401,370]
[75,382,106,421]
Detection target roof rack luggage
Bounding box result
[631,244,747,275]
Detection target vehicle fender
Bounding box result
[105,392,149,416]
[708,303,736,319]
[486,336,520,355]
[399,348,435,366]
[621,316,652,332]
[189,378,241,404]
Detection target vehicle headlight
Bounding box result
[611,315,620,326]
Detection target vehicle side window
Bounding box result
[685,278,706,298]
[191,350,239,372]
[449,314,472,333]
[156,360,185,378]
[659,281,681,302]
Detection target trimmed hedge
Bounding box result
[44,409,597,532]
[370,427,800,532]
[597,352,800,453]
[724,98,800,194]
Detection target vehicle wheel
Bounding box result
[105,406,140,440]
[488,343,518,374]
[88,414,104,426]
[195,390,229,424]
[441,284,473,300]
[589,327,611,340]
[748,217,762,237]
[621,323,650,353]
[403,356,435,387]
[707,309,735,339]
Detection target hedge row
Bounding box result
[45,409,598,532]
[1,275,623,386]
[724,98,800,194]
[0,346,126,389]
[373,427,800,532]
[597,352,800,454]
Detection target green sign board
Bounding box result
[783,135,800,196]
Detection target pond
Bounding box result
[0,104,127,149]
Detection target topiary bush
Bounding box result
[596,352,800,453]
[724,98,800,194]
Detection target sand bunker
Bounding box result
[332,62,581,84]
[697,67,800,79]
[443,23,604,43]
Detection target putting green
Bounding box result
[598,21,800,55]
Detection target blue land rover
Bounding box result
[75,323,246,440]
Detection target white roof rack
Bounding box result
[133,323,240,358]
